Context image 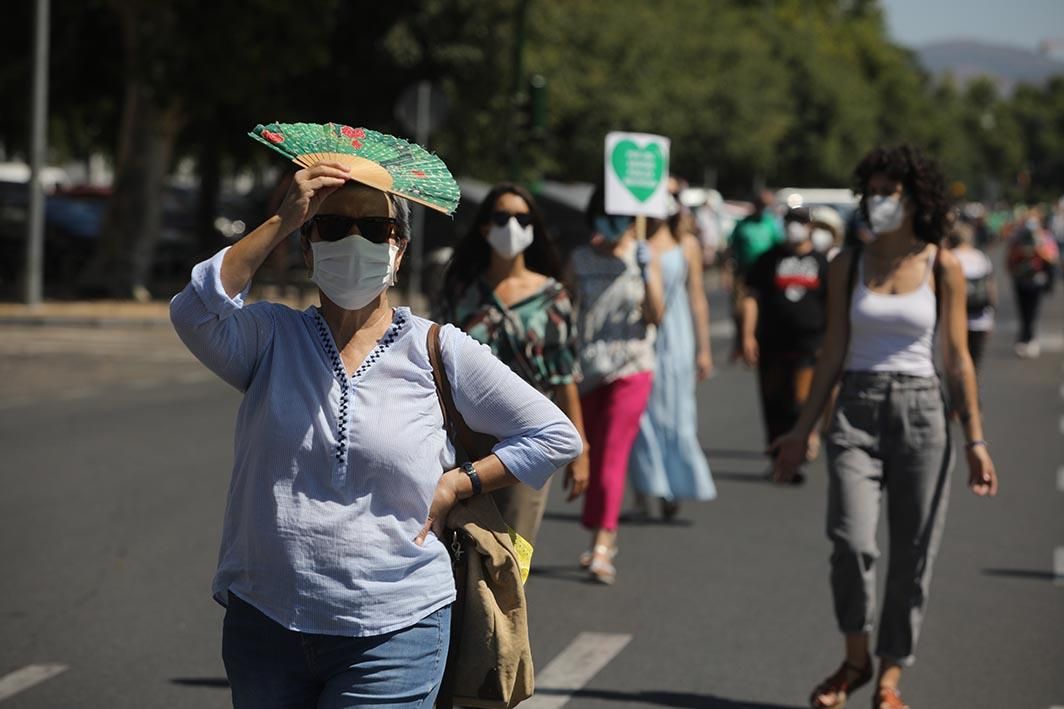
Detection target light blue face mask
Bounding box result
[593,215,634,242]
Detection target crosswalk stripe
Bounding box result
[0,664,67,701]
[522,633,632,709]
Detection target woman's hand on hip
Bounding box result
[415,470,465,546]
[966,445,998,497]
[275,163,350,234]
[565,450,590,501]
[769,430,807,483]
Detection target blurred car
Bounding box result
[0,179,262,297]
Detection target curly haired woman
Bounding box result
[772,145,998,709]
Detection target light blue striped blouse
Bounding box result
[170,248,582,637]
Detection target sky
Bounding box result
[880,0,1064,50]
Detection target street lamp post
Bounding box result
[24,0,50,306]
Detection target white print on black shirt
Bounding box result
[773,255,822,302]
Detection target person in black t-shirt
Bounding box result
[740,207,829,482]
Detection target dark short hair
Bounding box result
[784,206,811,224]
[853,144,950,244]
[584,182,665,237]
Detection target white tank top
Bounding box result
[846,249,937,378]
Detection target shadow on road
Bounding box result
[542,510,695,527]
[537,687,804,708]
[170,677,230,689]
[982,568,1059,582]
[708,470,774,484]
[541,510,583,523]
[528,564,601,584]
[703,448,766,461]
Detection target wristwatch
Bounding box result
[460,461,482,497]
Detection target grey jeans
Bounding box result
[826,371,954,666]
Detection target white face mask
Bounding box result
[786,222,810,245]
[487,217,535,259]
[811,228,835,252]
[310,235,399,311]
[867,194,906,234]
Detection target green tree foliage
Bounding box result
[2,0,1061,292]
[1012,77,1064,201]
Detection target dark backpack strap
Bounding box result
[932,245,943,330]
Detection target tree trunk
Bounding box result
[78,1,182,299]
[195,136,223,263]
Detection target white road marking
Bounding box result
[522,632,632,709]
[1055,548,1064,587]
[0,664,67,701]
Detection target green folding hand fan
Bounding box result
[249,122,460,215]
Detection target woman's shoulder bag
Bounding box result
[427,323,535,709]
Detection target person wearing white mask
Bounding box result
[740,207,829,482]
[170,164,582,707]
[810,205,844,261]
[439,183,590,548]
[771,146,997,709]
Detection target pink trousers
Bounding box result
[579,371,654,531]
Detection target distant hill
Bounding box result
[915,40,1064,93]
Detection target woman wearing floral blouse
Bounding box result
[440,182,590,547]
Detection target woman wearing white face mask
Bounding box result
[170,163,582,708]
[771,146,998,709]
[440,183,590,547]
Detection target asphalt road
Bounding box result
[1,281,1061,708]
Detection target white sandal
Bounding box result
[582,545,618,584]
[579,544,617,569]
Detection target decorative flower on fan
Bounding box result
[340,125,367,149]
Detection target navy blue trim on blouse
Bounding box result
[312,308,408,487]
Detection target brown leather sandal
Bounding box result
[872,686,909,709]
[809,659,873,708]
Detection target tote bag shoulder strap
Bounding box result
[427,323,496,461]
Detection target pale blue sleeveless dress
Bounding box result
[629,246,717,501]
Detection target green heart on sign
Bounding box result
[611,140,666,202]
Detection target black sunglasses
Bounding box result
[301,215,402,244]
[489,210,533,228]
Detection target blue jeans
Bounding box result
[222,592,451,709]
